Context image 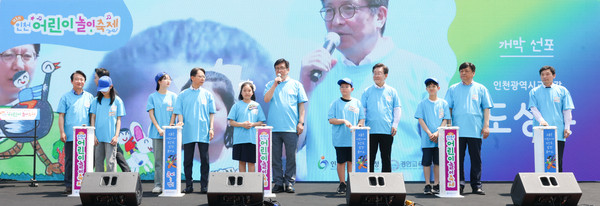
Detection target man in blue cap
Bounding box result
[328,77,365,194]
[414,77,450,195]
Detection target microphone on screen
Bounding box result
[310,32,341,82]
[276,73,282,84]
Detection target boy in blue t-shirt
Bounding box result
[415,78,450,195]
[328,78,365,194]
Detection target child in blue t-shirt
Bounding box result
[91,76,126,172]
[414,78,450,195]
[146,72,177,194]
[227,81,266,172]
[328,78,365,194]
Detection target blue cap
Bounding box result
[424,77,438,86]
[155,72,167,83]
[97,76,113,92]
[337,78,353,87]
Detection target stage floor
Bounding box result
[0,181,598,206]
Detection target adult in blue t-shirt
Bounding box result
[445,62,493,195]
[528,66,574,172]
[263,58,308,193]
[360,63,401,173]
[174,68,215,194]
[57,70,94,194]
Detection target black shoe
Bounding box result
[459,185,465,195]
[182,186,194,193]
[200,187,208,194]
[272,185,284,193]
[286,185,295,193]
[63,187,72,195]
[473,188,485,195]
[423,184,432,195]
[432,184,439,194]
[337,182,347,194]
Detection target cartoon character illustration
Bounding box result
[545,155,557,170]
[357,155,368,170]
[52,141,65,172]
[118,128,132,147]
[0,61,62,175]
[124,122,154,173]
[167,155,176,169]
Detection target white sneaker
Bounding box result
[152,186,162,194]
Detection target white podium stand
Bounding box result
[351,127,370,173]
[256,126,275,198]
[69,126,95,197]
[436,126,463,198]
[532,126,559,173]
[159,126,184,197]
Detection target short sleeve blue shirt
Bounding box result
[328,97,365,147]
[263,78,308,132]
[174,87,216,144]
[57,90,94,142]
[528,84,574,141]
[227,101,266,145]
[414,98,450,148]
[445,81,493,138]
[360,84,401,135]
[146,91,177,139]
[90,96,126,143]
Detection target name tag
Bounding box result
[348,105,359,114]
[166,106,174,112]
[110,105,117,116]
[471,94,478,100]
[287,88,296,95]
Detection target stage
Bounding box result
[0,181,598,206]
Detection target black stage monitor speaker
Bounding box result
[346,172,406,206]
[207,172,264,206]
[80,172,142,206]
[511,172,582,206]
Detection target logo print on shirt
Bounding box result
[348,105,359,114]
[110,104,117,116]
[287,88,296,95]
